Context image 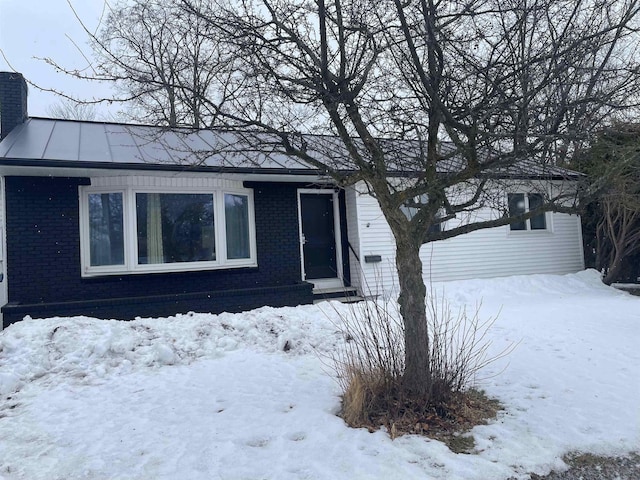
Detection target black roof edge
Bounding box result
[0,157,326,176]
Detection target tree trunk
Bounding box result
[395,237,431,395]
[603,246,625,285]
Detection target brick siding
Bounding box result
[3,177,314,326]
[0,72,28,140]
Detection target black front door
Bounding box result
[300,193,338,280]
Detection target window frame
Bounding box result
[79,185,257,277]
[507,192,550,233]
[400,194,446,234]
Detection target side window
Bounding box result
[508,193,547,231]
[225,193,251,260]
[88,192,125,266]
[528,194,547,230]
[400,194,444,234]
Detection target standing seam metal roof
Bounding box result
[0,117,579,179]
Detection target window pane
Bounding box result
[225,193,250,259]
[428,222,442,235]
[428,210,443,235]
[136,193,215,264]
[528,194,547,230]
[401,194,428,221]
[508,193,526,231]
[88,193,124,266]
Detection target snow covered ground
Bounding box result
[0,270,638,479]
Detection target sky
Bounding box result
[0,0,115,117]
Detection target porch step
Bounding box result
[312,286,364,304]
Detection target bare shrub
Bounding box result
[331,289,512,436]
[334,299,404,426]
[426,291,505,403]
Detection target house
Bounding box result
[0,72,585,327]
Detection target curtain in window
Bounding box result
[146,193,164,263]
[137,192,215,264]
[225,194,250,259]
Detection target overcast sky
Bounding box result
[0,0,116,118]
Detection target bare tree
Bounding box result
[46,98,97,121]
[46,0,239,128]
[176,0,640,395]
[58,0,640,398]
[577,124,640,285]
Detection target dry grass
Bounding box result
[341,369,372,426]
[331,288,511,451]
[341,374,501,451]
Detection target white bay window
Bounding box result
[80,186,256,276]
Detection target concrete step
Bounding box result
[312,286,363,304]
[313,295,364,304]
[313,286,358,295]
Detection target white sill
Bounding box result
[82,261,258,278]
[507,228,552,235]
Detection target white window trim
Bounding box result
[507,192,553,234]
[79,185,257,277]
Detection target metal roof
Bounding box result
[0,118,316,174]
[0,117,579,180]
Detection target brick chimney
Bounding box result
[0,72,28,140]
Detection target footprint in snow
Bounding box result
[245,436,271,448]
[287,432,306,442]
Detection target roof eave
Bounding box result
[0,157,326,177]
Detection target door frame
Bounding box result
[296,188,344,289]
[0,176,7,328]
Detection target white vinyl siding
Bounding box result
[90,175,244,190]
[345,186,363,291]
[345,182,585,295]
